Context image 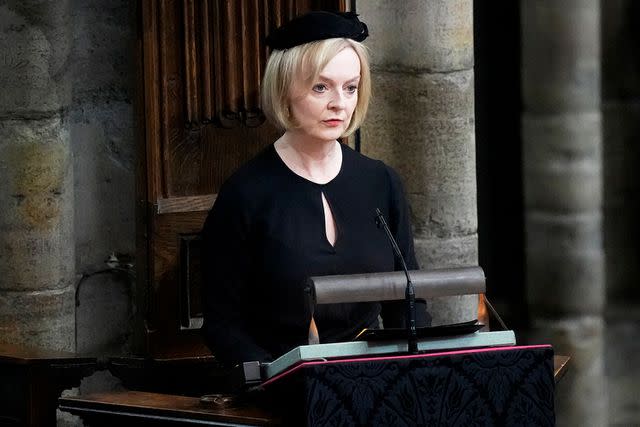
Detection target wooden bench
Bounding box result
[0,344,96,427]
[59,390,278,426]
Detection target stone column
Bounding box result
[521,1,606,426]
[358,0,477,325]
[0,1,75,351]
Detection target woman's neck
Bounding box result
[274,132,342,184]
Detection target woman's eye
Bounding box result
[312,84,327,93]
[346,85,358,94]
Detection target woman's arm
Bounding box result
[200,184,273,364]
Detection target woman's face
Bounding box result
[288,47,361,143]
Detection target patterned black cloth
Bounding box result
[265,346,555,426]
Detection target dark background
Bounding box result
[474,2,527,328]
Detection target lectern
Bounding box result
[262,345,555,426]
[59,267,560,426]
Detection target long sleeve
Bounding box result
[380,165,431,328]
[200,183,273,365]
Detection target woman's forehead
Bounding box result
[298,47,361,83]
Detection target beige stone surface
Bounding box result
[413,235,478,268]
[0,287,75,351]
[0,2,71,114]
[526,212,604,314]
[530,316,606,427]
[521,0,600,112]
[361,70,476,237]
[358,0,473,72]
[523,112,602,212]
[0,118,74,292]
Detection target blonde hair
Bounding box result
[261,38,371,136]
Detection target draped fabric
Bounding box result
[265,346,555,426]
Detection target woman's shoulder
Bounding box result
[218,144,279,197]
[341,143,402,184]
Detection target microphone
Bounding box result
[375,208,418,354]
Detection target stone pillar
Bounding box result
[0,1,75,351]
[521,1,606,425]
[359,0,477,324]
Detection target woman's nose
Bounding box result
[328,91,346,109]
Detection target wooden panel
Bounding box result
[146,209,210,358]
[139,0,347,359]
[59,391,278,426]
[178,233,203,330]
[178,0,348,128]
[156,194,216,214]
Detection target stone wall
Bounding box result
[0,1,135,424]
[69,0,136,358]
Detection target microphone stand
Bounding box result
[375,208,418,354]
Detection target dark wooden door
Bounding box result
[137,0,347,359]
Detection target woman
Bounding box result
[201,11,429,366]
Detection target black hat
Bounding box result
[265,11,368,50]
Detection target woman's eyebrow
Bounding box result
[317,75,361,84]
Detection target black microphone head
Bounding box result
[375,208,383,228]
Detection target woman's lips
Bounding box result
[323,119,343,127]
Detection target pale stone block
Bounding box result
[522,112,601,162]
[358,0,473,72]
[521,0,600,112]
[0,229,75,292]
[361,70,477,236]
[407,190,477,239]
[529,316,606,427]
[0,117,74,291]
[527,212,602,252]
[526,212,604,314]
[364,69,475,126]
[427,295,478,326]
[0,2,71,113]
[414,235,478,269]
[0,287,75,351]
[524,164,601,213]
[523,112,602,212]
[0,117,72,226]
[527,249,604,314]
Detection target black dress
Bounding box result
[201,143,428,364]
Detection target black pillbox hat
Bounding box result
[265,11,368,50]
